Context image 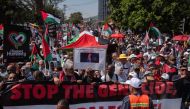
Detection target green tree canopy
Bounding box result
[0,0,65,24]
[69,12,83,24]
[109,0,190,34]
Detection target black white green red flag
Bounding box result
[40,11,60,24]
[42,25,52,61]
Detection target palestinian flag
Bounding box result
[68,35,79,44]
[40,11,60,24]
[30,44,42,61]
[42,25,52,61]
[149,23,162,45]
[0,24,3,35]
[101,23,112,36]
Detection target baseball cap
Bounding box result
[125,78,142,88]
[184,52,189,56]
[143,71,152,77]
[161,73,169,80]
[129,54,137,59]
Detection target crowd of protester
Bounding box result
[0,27,190,108]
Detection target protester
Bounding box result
[0,20,190,109]
[115,54,131,76]
[101,64,115,82]
[57,99,69,109]
[112,66,127,83]
[161,73,170,81]
[82,68,101,84]
[7,73,17,82]
[142,71,154,82]
[174,65,190,109]
[121,78,154,109]
[33,71,45,81]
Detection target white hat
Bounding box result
[143,53,149,57]
[184,52,189,56]
[125,78,142,88]
[128,72,137,78]
[161,73,169,80]
[129,54,137,59]
[143,71,152,77]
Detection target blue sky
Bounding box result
[58,0,98,18]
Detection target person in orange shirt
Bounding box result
[121,78,154,109]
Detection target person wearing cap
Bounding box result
[112,66,127,83]
[101,64,115,82]
[150,64,162,81]
[115,54,131,76]
[127,72,137,80]
[173,65,190,109]
[162,55,177,80]
[111,52,119,65]
[128,54,137,71]
[121,78,154,109]
[161,73,169,81]
[142,71,154,83]
[178,65,188,78]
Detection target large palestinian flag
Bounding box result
[40,11,60,24]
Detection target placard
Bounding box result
[3,25,31,62]
[74,48,106,70]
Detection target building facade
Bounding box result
[98,0,109,21]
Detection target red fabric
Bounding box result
[103,23,109,30]
[155,58,161,66]
[137,54,143,58]
[173,35,189,41]
[153,73,161,81]
[149,22,154,27]
[42,25,51,58]
[40,11,48,21]
[31,44,38,55]
[59,71,65,82]
[162,64,176,73]
[111,33,124,38]
[62,34,107,49]
[0,24,3,30]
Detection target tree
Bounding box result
[0,0,65,24]
[109,0,190,34]
[69,12,83,24]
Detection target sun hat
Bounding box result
[125,78,142,88]
[118,54,127,59]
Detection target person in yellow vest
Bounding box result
[121,78,154,109]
